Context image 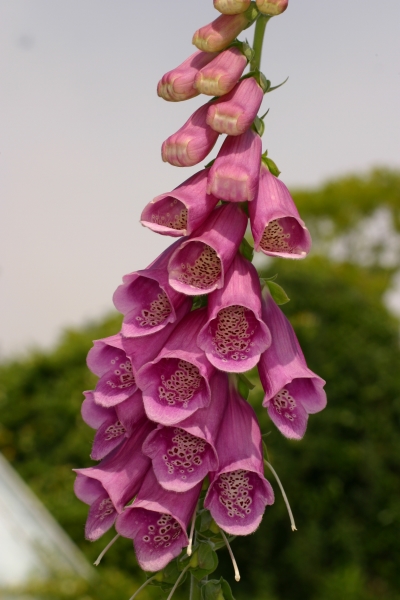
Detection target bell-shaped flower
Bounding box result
[256,0,288,15]
[249,165,312,258]
[258,291,327,440]
[168,203,248,295]
[74,418,154,540]
[193,12,255,53]
[135,309,215,426]
[207,129,262,202]
[81,389,146,460]
[113,240,191,338]
[197,253,271,372]
[194,46,247,97]
[157,50,218,102]
[204,380,274,535]
[140,170,219,238]
[214,0,252,14]
[116,469,202,572]
[86,333,137,408]
[161,104,219,167]
[142,371,228,492]
[206,78,264,136]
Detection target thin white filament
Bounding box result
[220,529,240,582]
[187,505,198,556]
[94,533,120,566]
[128,574,157,600]
[264,459,297,531]
[166,563,191,600]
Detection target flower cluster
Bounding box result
[75,0,326,595]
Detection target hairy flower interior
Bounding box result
[158,359,203,408]
[260,218,303,254]
[272,388,297,422]
[177,243,221,290]
[162,428,207,481]
[150,197,188,231]
[210,305,257,362]
[140,512,182,550]
[217,469,254,519]
[106,356,135,390]
[135,291,172,328]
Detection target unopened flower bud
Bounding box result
[193,10,256,53]
[256,0,288,15]
[214,0,251,14]
[157,50,218,102]
[195,46,247,97]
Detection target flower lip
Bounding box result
[194,46,248,97]
[157,50,218,102]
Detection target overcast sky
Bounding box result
[1,0,399,358]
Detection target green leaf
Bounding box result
[192,542,219,580]
[266,280,290,304]
[239,237,254,261]
[266,76,289,93]
[201,578,236,600]
[237,372,255,400]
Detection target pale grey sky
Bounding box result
[1,0,399,358]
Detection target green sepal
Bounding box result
[241,70,269,93]
[239,237,254,261]
[243,2,259,26]
[265,280,290,305]
[261,151,281,177]
[252,115,265,137]
[260,273,278,284]
[228,40,254,63]
[196,509,221,540]
[192,295,208,310]
[237,373,255,400]
[201,578,236,600]
[150,558,187,591]
[204,158,215,168]
[191,542,219,581]
[266,76,289,93]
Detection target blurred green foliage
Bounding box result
[1,168,399,600]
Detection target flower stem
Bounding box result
[167,563,191,600]
[128,575,157,600]
[264,459,297,531]
[250,14,271,72]
[189,573,202,600]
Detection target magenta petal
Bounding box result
[141,170,219,237]
[142,371,227,491]
[116,469,201,571]
[161,104,219,167]
[259,292,327,439]
[136,309,215,425]
[198,253,271,372]
[204,381,274,535]
[168,203,247,295]
[113,241,188,338]
[249,165,312,259]
[157,50,217,102]
[207,129,262,202]
[195,46,247,97]
[74,476,117,541]
[206,78,264,136]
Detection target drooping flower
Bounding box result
[258,291,327,440]
[207,128,262,202]
[161,104,219,167]
[74,418,154,540]
[157,50,218,102]
[249,164,312,258]
[204,379,274,535]
[116,469,202,572]
[140,169,219,238]
[197,253,271,372]
[113,240,191,339]
[135,308,215,426]
[206,77,264,136]
[256,0,288,15]
[168,203,248,295]
[194,46,247,97]
[192,12,256,53]
[142,370,228,492]
[81,389,146,460]
[214,0,252,14]
[86,334,137,408]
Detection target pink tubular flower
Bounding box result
[140,170,219,237]
[206,77,264,136]
[193,13,252,53]
[113,240,190,338]
[214,0,251,14]
[197,253,271,372]
[142,371,228,492]
[207,129,262,202]
[116,469,202,572]
[168,203,248,295]
[256,0,288,15]
[249,164,312,258]
[194,47,247,97]
[86,333,137,408]
[82,390,146,460]
[204,380,274,535]
[74,418,154,540]
[258,292,327,440]
[135,309,215,426]
[161,104,219,167]
[157,50,218,102]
